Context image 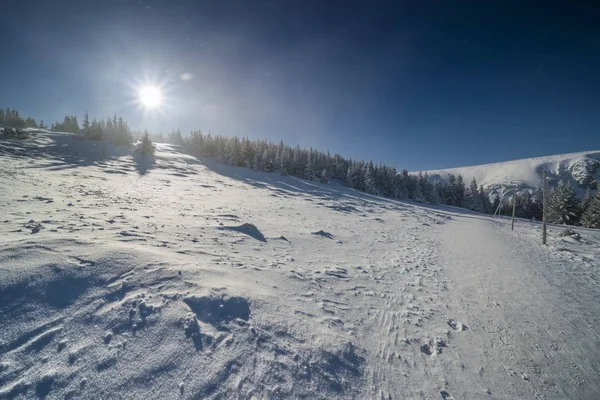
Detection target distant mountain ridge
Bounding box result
[416,150,600,200]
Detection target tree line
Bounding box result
[50,112,134,145]
[493,182,600,228]
[2,107,599,228]
[0,108,47,129]
[0,107,134,146]
[157,129,599,228]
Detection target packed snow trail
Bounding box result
[438,215,600,399]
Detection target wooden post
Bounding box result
[542,170,547,244]
[511,184,517,230]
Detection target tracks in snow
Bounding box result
[290,214,462,400]
[439,217,600,399]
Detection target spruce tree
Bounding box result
[82,111,90,137]
[305,149,317,180]
[581,189,593,216]
[548,181,581,225]
[346,161,364,191]
[466,177,479,211]
[392,172,408,199]
[456,175,466,207]
[412,175,425,202]
[364,161,378,194]
[89,119,103,140]
[25,117,38,128]
[419,172,435,203]
[445,174,458,206]
[581,190,600,228]
[138,130,155,155]
[478,185,491,213]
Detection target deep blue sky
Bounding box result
[2,1,599,170]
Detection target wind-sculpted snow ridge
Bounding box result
[419,150,600,199]
[1,131,599,399]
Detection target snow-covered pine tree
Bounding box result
[252,149,262,171]
[402,171,416,200]
[227,136,241,166]
[241,138,255,169]
[4,109,26,128]
[391,171,407,199]
[115,117,132,145]
[290,145,307,178]
[394,170,408,199]
[465,177,479,211]
[581,189,593,216]
[105,117,115,141]
[320,168,328,184]
[305,149,317,180]
[456,175,466,208]
[380,165,394,196]
[346,161,364,190]
[275,141,284,172]
[82,111,90,137]
[173,129,184,146]
[137,130,155,155]
[332,154,347,181]
[261,148,272,171]
[418,172,435,203]
[67,116,80,133]
[280,147,292,175]
[517,191,533,218]
[374,164,386,195]
[412,173,425,202]
[428,181,442,204]
[581,190,600,228]
[477,185,490,213]
[88,118,103,140]
[548,181,581,225]
[364,161,378,195]
[25,117,38,128]
[445,174,457,206]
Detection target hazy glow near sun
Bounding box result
[138,85,162,108]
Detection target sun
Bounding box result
[138,85,162,108]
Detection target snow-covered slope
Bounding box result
[1,132,599,399]
[419,151,600,199]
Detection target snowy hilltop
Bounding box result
[1,131,600,399]
[419,150,600,200]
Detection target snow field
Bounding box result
[0,132,599,399]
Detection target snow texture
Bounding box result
[1,132,599,399]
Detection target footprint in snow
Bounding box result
[447,319,468,331]
[440,390,456,400]
[420,338,446,356]
[24,220,44,234]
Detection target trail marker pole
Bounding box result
[511,184,517,230]
[542,170,547,245]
